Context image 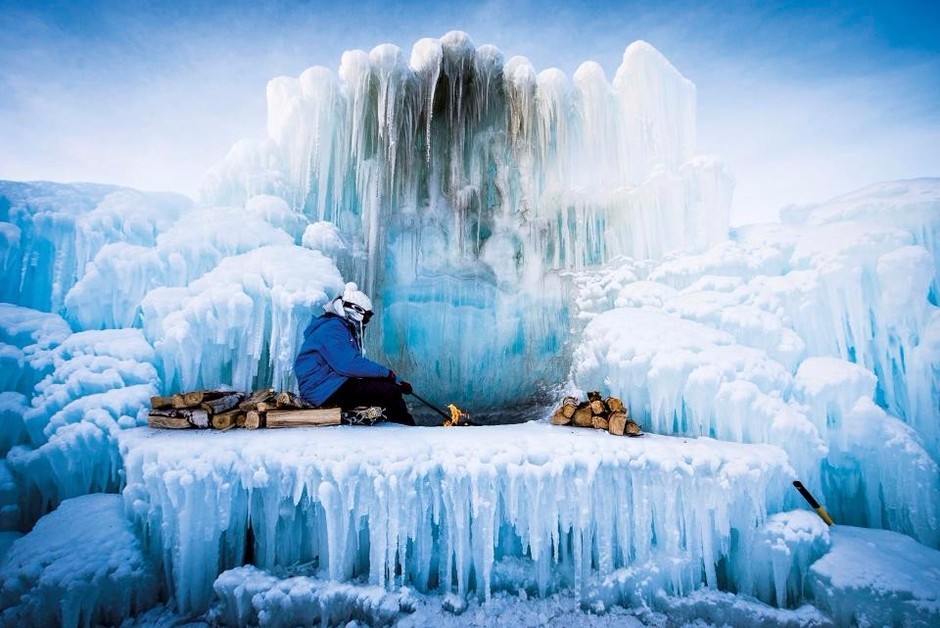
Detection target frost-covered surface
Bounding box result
[808,525,940,628]
[120,422,792,613]
[0,493,159,628]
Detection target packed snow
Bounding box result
[0,31,937,627]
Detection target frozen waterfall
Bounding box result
[203,32,733,410]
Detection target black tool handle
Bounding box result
[408,391,451,422]
[792,481,820,508]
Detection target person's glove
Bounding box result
[398,380,413,395]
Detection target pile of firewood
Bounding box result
[551,391,642,437]
[148,388,340,430]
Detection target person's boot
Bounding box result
[341,406,385,425]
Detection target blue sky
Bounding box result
[1,0,937,224]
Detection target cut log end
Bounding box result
[608,411,627,436]
[605,396,624,414]
[551,409,572,425]
[244,410,263,430]
[572,404,594,427]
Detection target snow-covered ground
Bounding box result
[0,32,938,627]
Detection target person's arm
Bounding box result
[315,319,392,379]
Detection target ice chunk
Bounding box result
[22,329,158,444]
[301,221,347,258]
[8,328,158,522]
[655,588,834,627]
[0,181,190,312]
[140,244,343,393]
[65,205,295,330]
[572,307,824,481]
[808,525,940,627]
[0,460,20,531]
[0,392,27,456]
[0,305,72,401]
[213,565,408,627]
[0,493,159,628]
[793,358,940,546]
[786,178,940,297]
[750,510,831,608]
[120,422,792,613]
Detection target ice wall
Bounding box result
[570,179,940,547]
[120,423,792,614]
[5,324,159,523]
[203,32,733,409]
[0,181,191,314]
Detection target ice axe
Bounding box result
[792,480,835,526]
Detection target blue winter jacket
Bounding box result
[294,313,392,406]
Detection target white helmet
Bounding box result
[330,282,373,323]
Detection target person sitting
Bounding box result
[294,282,415,425]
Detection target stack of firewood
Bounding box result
[148,388,340,430]
[551,391,642,437]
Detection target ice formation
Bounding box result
[0,31,937,627]
[0,493,159,627]
[203,32,734,409]
[120,423,792,613]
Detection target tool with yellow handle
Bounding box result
[792,480,835,526]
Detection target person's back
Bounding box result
[294,283,415,425]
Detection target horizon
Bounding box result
[1,0,937,225]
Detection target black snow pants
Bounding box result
[325,377,415,425]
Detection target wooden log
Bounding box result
[625,419,643,437]
[587,390,602,402]
[211,408,243,430]
[201,393,245,417]
[551,409,571,425]
[150,395,175,410]
[608,411,627,436]
[561,396,579,418]
[605,397,624,414]
[235,412,248,428]
[572,403,594,427]
[592,415,609,430]
[148,413,191,429]
[238,388,276,412]
[266,408,341,428]
[149,407,209,428]
[590,400,607,416]
[256,402,273,413]
[180,389,228,407]
[244,410,264,430]
[274,391,314,409]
